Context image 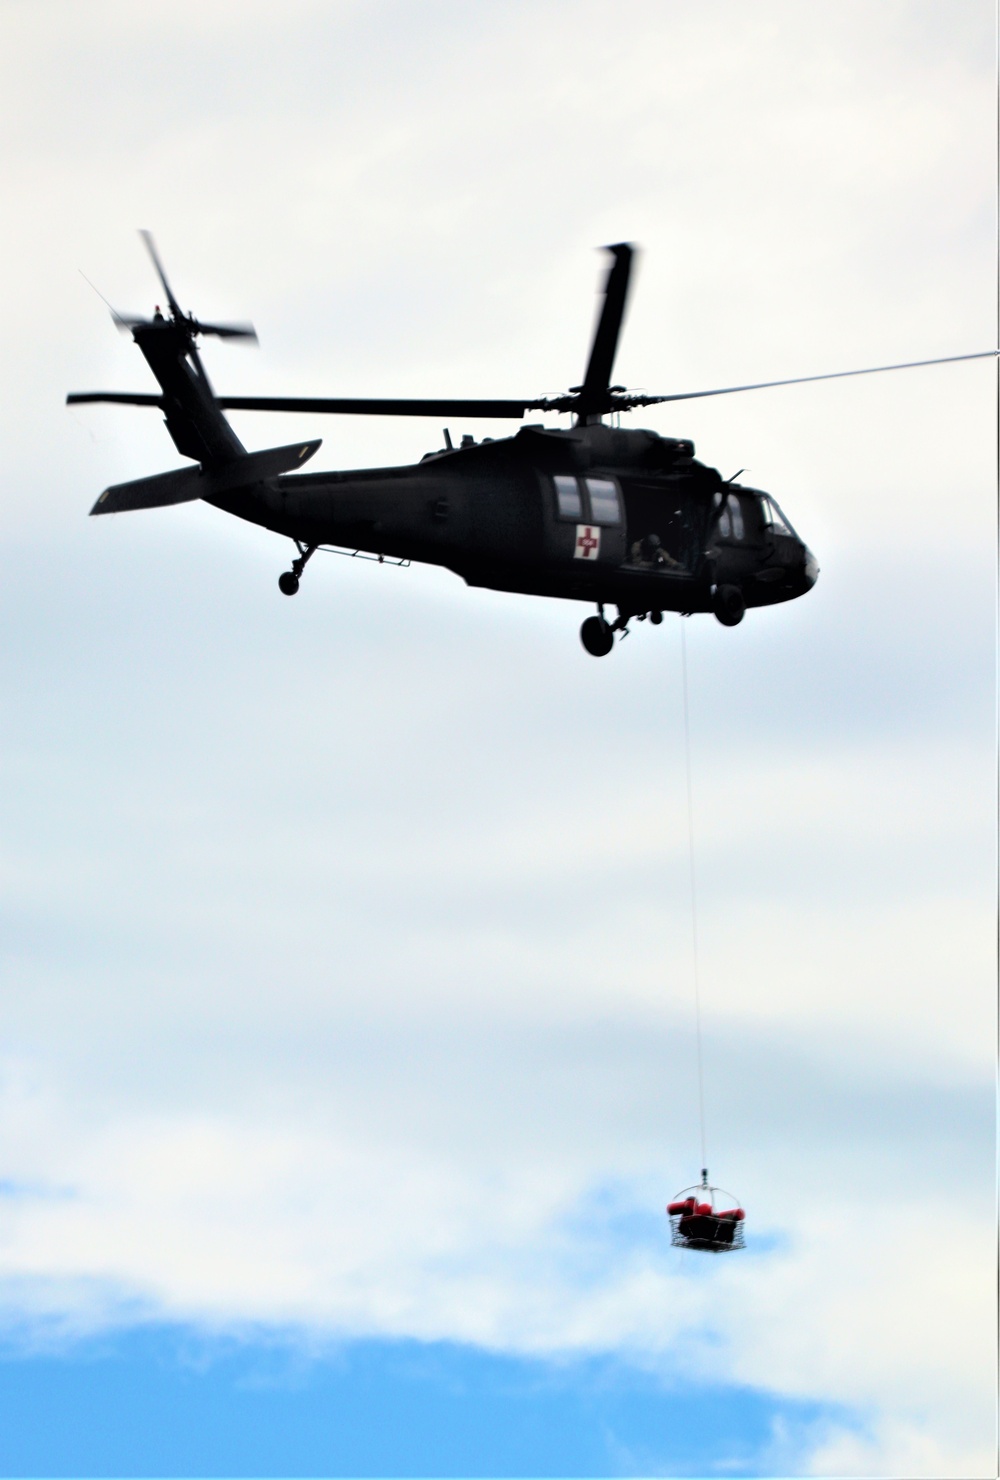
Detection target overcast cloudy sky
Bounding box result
[0,2,995,1475]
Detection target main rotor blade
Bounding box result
[65,392,570,416]
[633,349,1000,406]
[67,392,163,406]
[70,348,998,422]
[139,229,183,319]
[211,395,555,417]
[579,243,634,414]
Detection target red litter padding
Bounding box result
[696,1202,712,1216]
[667,1199,697,1214]
[716,1208,745,1221]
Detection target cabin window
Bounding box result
[553,475,583,519]
[552,474,621,524]
[585,477,621,525]
[717,502,731,539]
[727,493,744,540]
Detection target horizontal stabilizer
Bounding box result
[90,439,321,516]
[91,465,203,515]
[204,438,321,492]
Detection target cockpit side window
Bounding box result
[760,495,795,536]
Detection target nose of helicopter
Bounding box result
[803,546,819,589]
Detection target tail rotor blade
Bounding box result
[193,320,258,343]
[578,243,634,415]
[139,229,183,320]
[114,313,151,333]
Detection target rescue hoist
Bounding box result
[668,1168,745,1253]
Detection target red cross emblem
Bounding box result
[574,524,600,560]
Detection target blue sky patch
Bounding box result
[0,1325,858,1477]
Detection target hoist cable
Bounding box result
[680,618,708,1173]
[993,0,999,1302]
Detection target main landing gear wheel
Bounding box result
[580,614,615,657]
[712,584,746,627]
[278,542,316,597]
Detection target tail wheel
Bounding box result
[278,571,300,596]
[580,615,615,657]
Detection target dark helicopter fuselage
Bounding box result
[70,234,996,645]
[207,421,817,618]
[70,239,830,647]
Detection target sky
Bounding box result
[0,1,996,1475]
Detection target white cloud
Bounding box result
[0,1057,991,1473]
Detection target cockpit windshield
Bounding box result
[759,495,796,537]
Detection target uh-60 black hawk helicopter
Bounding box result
[69,235,997,656]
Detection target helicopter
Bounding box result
[69,235,997,656]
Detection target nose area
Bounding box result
[803,546,819,589]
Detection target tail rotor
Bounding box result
[110,231,258,344]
